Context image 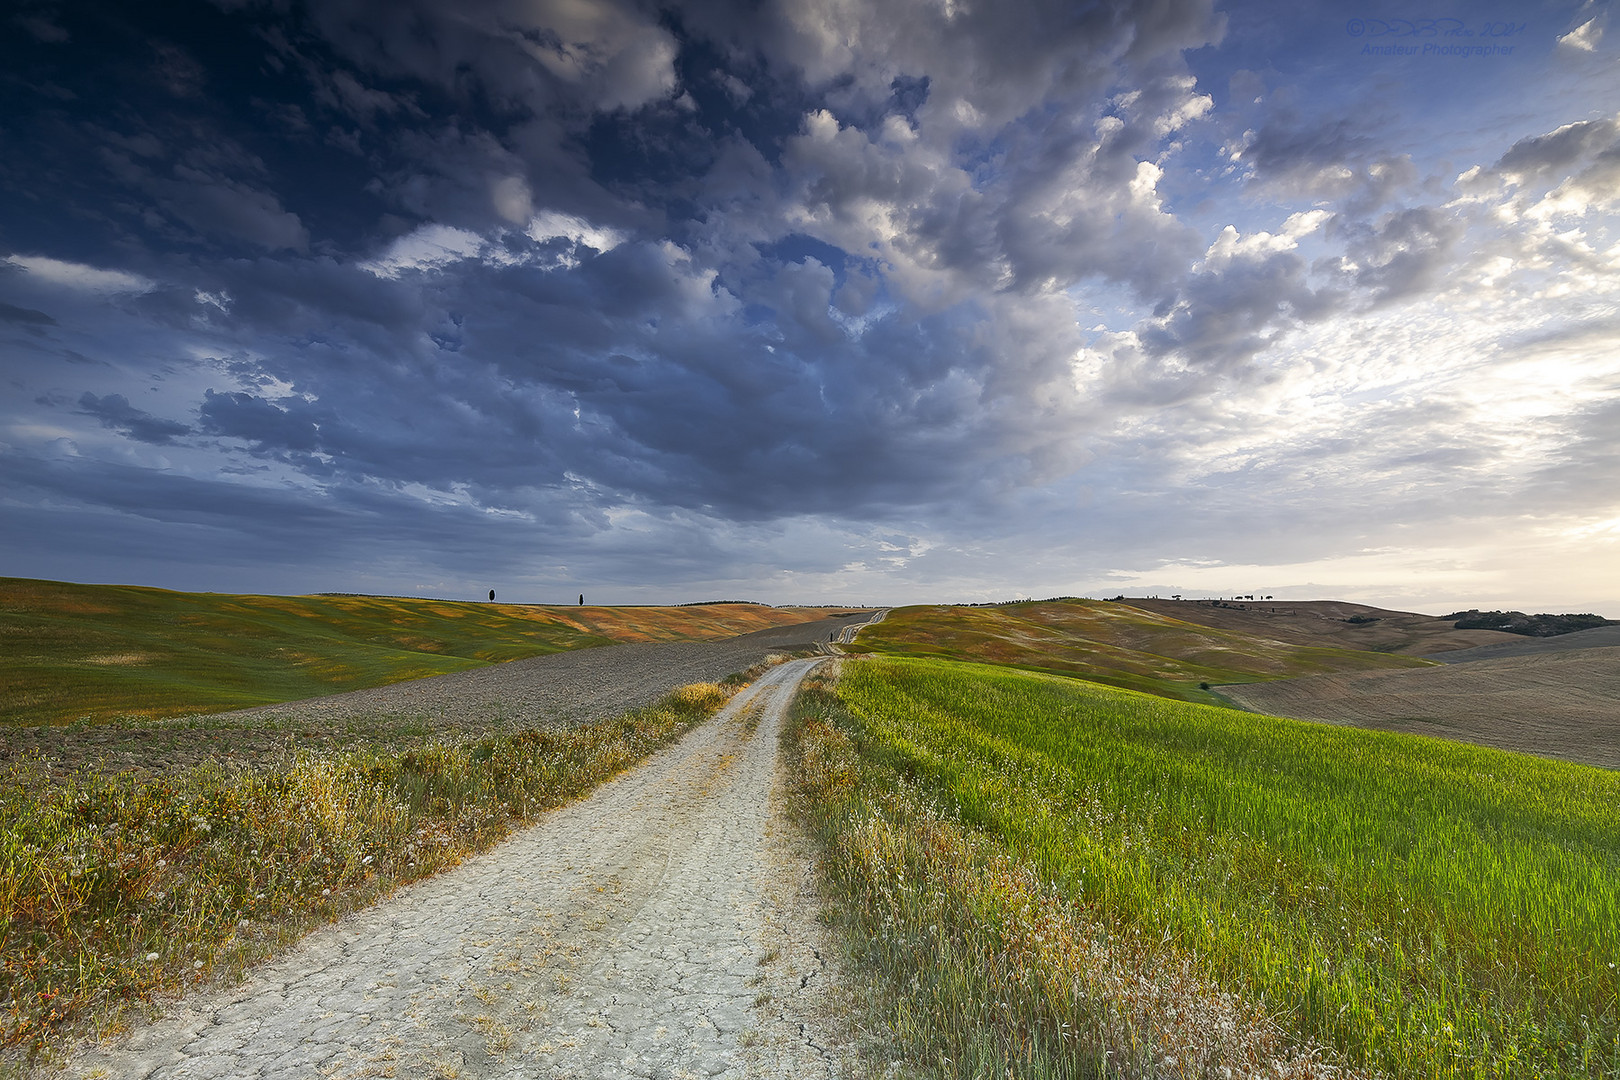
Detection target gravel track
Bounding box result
[63,658,865,1080]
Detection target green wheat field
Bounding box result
[789,655,1619,1079]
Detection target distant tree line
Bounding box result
[1446,609,1614,637]
[960,597,1084,606]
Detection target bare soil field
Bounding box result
[0,613,872,781]
[1222,646,1620,769]
[1428,622,1620,663]
[1121,598,1520,656]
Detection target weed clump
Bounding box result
[667,682,730,712]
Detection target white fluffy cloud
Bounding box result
[360,224,489,277]
[1559,16,1604,52]
[4,255,154,294]
[526,211,627,255]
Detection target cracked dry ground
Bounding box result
[65,658,864,1080]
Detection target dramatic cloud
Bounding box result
[2,0,1618,613]
[77,392,193,445]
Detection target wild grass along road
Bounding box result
[63,658,860,1080]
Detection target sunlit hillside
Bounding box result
[0,577,851,724]
[855,599,1432,703]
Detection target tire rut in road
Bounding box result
[64,658,861,1080]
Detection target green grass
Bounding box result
[788,655,1619,1079]
[857,601,1432,703]
[0,577,845,725]
[0,679,739,1068]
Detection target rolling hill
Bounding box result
[852,598,1433,703]
[1117,597,1523,655]
[0,577,857,724]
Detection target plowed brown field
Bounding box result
[1223,646,1620,768]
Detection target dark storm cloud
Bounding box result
[0,302,57,326]
[4,0,1617,606]
[295,0,680,115]
[748,0,1223,301]
[1138,241,1331,376]
[14,11,70,44]
[725,0,1223,126]
[85,107,313,250]
[0,0,1384,505]
[1335,207,1465,307]
[1243,118,1373,177]
[1482,119,1620,210]
[155,171,311,252]
[171,239,1062,519]
[77,391,194,444]
[198,390,322,452]
[0,5,356,260]
[4,449,326,533]
[206,254,423,341]
[0,441,761,597]
[1495,118,1618,180]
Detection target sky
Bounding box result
[2,0,1618,613]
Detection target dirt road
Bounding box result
[64,658,861,1079]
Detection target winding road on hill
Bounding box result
[64,625,885,1078]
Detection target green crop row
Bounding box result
[788,655,1619,1079]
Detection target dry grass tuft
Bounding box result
[667,682,730,712]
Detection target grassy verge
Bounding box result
[856,601,1430,705]
[785,656,1620,1079]
[0,675,756,1072]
